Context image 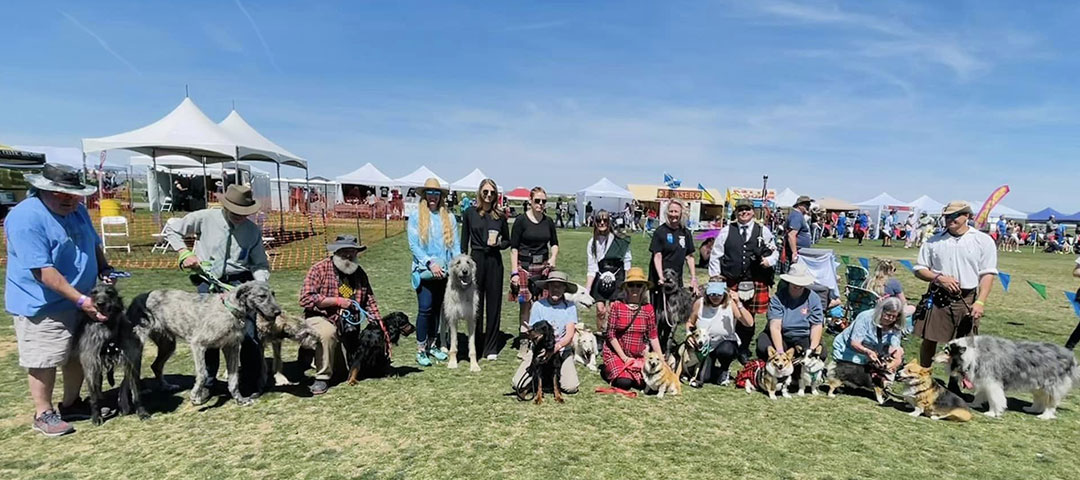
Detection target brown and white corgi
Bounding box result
[897,361,972,422]
[643,351,682,398]
[736,346,795,400]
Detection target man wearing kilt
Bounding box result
[709,198,779,363]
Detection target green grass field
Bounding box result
[1,229,1079,479]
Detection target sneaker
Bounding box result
[718,370,732,386]
[428,348,448,362]
[57,398,115,422]
[486,354,498,361]
[416,351,432,367]
[309,380,329,395]
[689,379,703,389]
[32,410,74,437]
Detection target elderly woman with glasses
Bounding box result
[509,186,559,358]
[461,179,510,360]
[407,178,461,367]
[831,296,906,372]
[584,210,632,332]
[602,268,663,390]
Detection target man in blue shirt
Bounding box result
[510,271,580,394]
[785,195,813,263]
[5,164,115,437]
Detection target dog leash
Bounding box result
[339,300,392,359]
[595,386,638,398]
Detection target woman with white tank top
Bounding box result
[686,282,755,387]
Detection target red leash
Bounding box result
[595,386,638,398]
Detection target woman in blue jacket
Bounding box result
[408,178,461,366]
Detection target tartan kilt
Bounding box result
[727,280,771,315]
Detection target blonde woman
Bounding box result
[460,179,510,360]
[862,258,916,333]
[509,186,559,358]
[408,178,461,367]
[584,210,632,332]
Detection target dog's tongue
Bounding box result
[962,377,973,390]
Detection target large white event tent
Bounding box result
[774,188,799,208]
[333,162,395,204]
[855,192,911,239]
[575,177,634,220]
[219,110,307,219]
[450,168,500,193]
[964,200,1027,220]
[907,195,944,215]
[394,166,449,189]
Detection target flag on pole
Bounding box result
[974,185,1010,229]
[840,255,850,266]
[1066,292,1080,319]
[998,272,1011,292]
[663,173,681,189]
[858,257,870,270]
[698,184,715,204]
[898,259,914,272]
[1027,280,1048,300]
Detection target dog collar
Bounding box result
[219,294,245,320]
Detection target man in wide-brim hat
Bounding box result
[6,163,119,436]
[163,183,271,394]
[510,271,581,395]
[299,234,384,395]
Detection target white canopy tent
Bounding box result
[907,195,944,216]
[575,177,634,223]
[337,162,396,187]
[855,192,912,239]
[272,177,341,211]
[450,169,500,193]
[965,201,1027,220]
[774,188,799,208]
[394,166,449,189]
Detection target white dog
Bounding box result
[573,325,599,372]
[565,285,595,309]
[441,255,480,372]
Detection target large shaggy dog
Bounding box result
[441,255,480,372]
[128,281,282,406]
[657,268,697,355]
[346,311,416,384]
[256,311,319,391]
[935,335,1079,420]
[76,283,148,425]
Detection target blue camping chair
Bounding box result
[845,265,869,288]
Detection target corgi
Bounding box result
[736,346,795,400]
[572,325,599,372]
[795,345,827,396]
[643,351,682,398]
[825,353,897,405]
[897,361,972,422]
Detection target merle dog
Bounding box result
[77,283,149,425]
[345,311,416,384]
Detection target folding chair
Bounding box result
[151,218,181,254]
[160,196,173,212]
[100,216,131,253]
[845,265,869,288]
[844,286,880,320]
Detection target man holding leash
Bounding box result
[5,164,117,437]
[709,198,779,363]
[299,235,383,395]
[510,271,580,395]
[912,201,998,393]
[163,184,270,394]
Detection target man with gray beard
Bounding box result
[299,235,383,394]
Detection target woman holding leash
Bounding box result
[602,267,663,390]
[685,282,755,387]
[831,297,905,372]
[510,186,559,359]
[584,210,632,333]
[408,178,461,367]
[460,178,510,361]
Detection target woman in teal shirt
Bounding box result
[831,297,905,371]
[407,178,461,366]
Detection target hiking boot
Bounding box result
[416,351,432,367]
[32,410,74,437]
[309,380,329,395]
[57,398,115,422]
[428,347,448,362]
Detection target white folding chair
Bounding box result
[160,196,173,212]
[151,218,181,254]
[100,216,131,253]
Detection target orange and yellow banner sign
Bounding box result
[974,185,1010,228]
[657,189,703,201]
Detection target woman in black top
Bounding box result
[460,179,511,360]
[510,186,559,358]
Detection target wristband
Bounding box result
[974,300,985,306]
[932,273,942,284]
[76,295,89,308]
[178,250,196,269]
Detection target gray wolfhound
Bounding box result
[441,254,480,372]
[77,283,149,425]
[936,335,1080,420]
[128,281,282,406]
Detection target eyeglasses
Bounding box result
[533,199,547,205]
[481,189,495,197]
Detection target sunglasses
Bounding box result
[945,212,967,221]
[424,189,443,197]
[596,218,609,225]
[533,198,547,205]
[736,208,753,213]
[481,189,495,196]
[626,284,646,290]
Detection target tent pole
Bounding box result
[152,148,159,225]
[234,148,241,184]
[276,162,284,235]
[202,157,208,208]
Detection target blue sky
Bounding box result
[2,1,1079,211]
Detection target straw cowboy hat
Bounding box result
[779,263,816,287]
[535,271,578,293]
[621,267,653,289]
[326,234,367,254]
[26,164,97,196]
[942,200,973,216]
[422,178,448,193]
[221,184,261,216]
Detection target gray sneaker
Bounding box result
[33,410,74,437]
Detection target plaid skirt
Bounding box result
[727,280,770,315]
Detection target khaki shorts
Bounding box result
[13,309,82,369]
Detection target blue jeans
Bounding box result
[416,278,447,349]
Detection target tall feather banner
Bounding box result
[974,185,1010,229]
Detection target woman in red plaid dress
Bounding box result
[602,267,663,390]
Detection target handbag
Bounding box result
[912,289,933,323]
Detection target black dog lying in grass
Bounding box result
[77,283,149,425]
[345,312,415,384]
[515,320,562,404]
